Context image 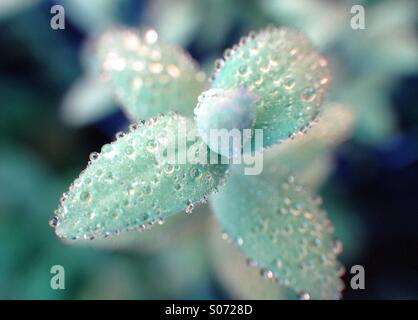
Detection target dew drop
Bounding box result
[146,140,157,153]
[298,292,311,300]
[283,77,296,90]
[89,152,100,161]
[260,268,274,279]
[49,216,58,228]
[80,191,92,203]
[301,87,317,102]
[185,200,194,214]
[124,145,135,156]
[86,211,95,220]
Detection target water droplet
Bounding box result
[301,87,317,102]
[164,164,174,174]
[144,29,158,45]
[146,140,157,153]
[238,64,249,77]
[101,144,112,153]
[214,59,224,70]
[283,77,296,90]
[332,239,343,255]
[89,152,100,161]
[260,268,274,279]
[298,292,311,300]
[86,211,95,220]
[49,216,58,228]
[223,48,232,59]
[80,191,92,203]
[116,131,125,139]
[167,64,180,78]
[124,145,134,156]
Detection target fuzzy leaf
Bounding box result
[210,27,331,148]
[209,220,288,300]
[51,113,228,241]
[97,27,207,120]
[211,164,344,299]
[265,102,354,172]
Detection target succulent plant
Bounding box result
[50,26,354,299]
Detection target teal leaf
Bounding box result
[194,87,257,158]
[265,102,354,173]
[51,113,228,241]
[60,74,116,127]
[210,27,331,149]
[211,164,344,299]
[97,27,207,120]
[209,221,288,300]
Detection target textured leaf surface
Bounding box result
[211,27,330,148]
[209,220,287,300]
[51,113,228,240]
[194,87,257,158]
[211,164,344,299]
[265,103,354,172]
[97,27,206,120]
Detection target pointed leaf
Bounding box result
[51,113,228,241]
[97,27,207,120]
[211,27,331,148]
[211,164,344,299]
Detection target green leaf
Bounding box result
[97,27,207,120]
[210,27,330,149]
[209,220,288,300]
[211,164,344,299]
[265,102,354,173]
[60,74,116,127]
[51,113,228,241]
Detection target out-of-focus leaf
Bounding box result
[209,220,287,299]
[60,74,116,127]
[0,0,38,19]
[62,0,129,32]
[97,27,207,120]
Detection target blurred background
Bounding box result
[0,0,418,299]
